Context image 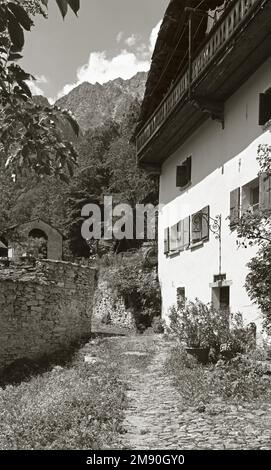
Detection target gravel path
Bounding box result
[102,334,271,450]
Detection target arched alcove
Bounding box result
[28,228,48,259]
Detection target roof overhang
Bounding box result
[137,0,271,168]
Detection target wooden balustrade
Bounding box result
[136,0,260,155]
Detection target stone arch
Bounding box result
[28,228,48,259]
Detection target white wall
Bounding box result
[159,58,271,333]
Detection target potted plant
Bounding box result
[169,299,228,364]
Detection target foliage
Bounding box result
[236,144,271,332]
[0,0,80,178]
[151,317,164,334]
[0,340,126,450]
[211,355,271,401]
[65,105,159,258]
[246,244,271,334]
[103,254,161,330]
[20,236,47,259]
[169,299,256,361]
[169,299,230,350]
[167,345,271,407]
[166,346,211,407]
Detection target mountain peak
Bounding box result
[56,72,148,132]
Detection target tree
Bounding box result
[65,103,159,258]
[236,144,271,332]
[0,0,80,179]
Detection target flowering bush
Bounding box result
[169,299,255,359]
[169,299,230,349]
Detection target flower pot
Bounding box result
[185,347,210,365]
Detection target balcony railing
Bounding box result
[136,0,262,156]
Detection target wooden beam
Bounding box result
[191,95,224,127]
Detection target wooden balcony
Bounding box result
[137,0,271,168]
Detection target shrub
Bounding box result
[151,317,164,334]
[211,355,271,401]
[166,346,211,407]
[246,244,271,334]
[169,299,256,360]
[102,254,161,331]
[169,299,230,350]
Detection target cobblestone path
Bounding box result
[105,334,271,450]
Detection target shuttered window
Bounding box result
[191,206,210,243]
[164,228,170,255]
[176,217,190,251]
[259,173,271,211]
[176,157,192,188]
[259,92,271,126]
[230,188,240,227]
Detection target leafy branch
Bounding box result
[0,0,81,179]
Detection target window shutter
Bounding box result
[176,220,184,251]
[202,206,210,241]
[170,224,178,252]
[176,165,187,188]
[259,93,271,126]
[164,228,170,254]
[186,156,192,182]
[230,188,240,227]
[176,157,192,188]
[259,173,271,211]
[183,216,190,248]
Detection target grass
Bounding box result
[166,344,271,408]
[0,339,127,450]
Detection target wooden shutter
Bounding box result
[176,220,184,251]
[164,228,170,254]
[170,224,178,252]
[230,188,240,227]
[176,157,192,188]
[259,173,271,211]
[259,93,271,126]
[183,216,190,248]
[202,206,210,241]
[186,156,192,183]
[176,165,187,188]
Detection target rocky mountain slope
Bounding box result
[55,71,147,132]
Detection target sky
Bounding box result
[22,0,168,102]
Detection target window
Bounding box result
[259,173,271,211]
[259,88,271,126]
[176,217,190,252]
[251,184,260,213]
[212,286,230,311]
[176,156,192,188]
[191,206,210,244]
[242,178,260,214]
[177,287,186,307]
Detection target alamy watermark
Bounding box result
[81,196,161,241]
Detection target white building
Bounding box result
[136,0,271,333]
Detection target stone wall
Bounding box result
[94,278,136,330]
[0,260,96,371]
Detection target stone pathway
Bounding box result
[103,334,271,450]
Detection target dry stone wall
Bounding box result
[0,260,96,371]
[94,278,136,330]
